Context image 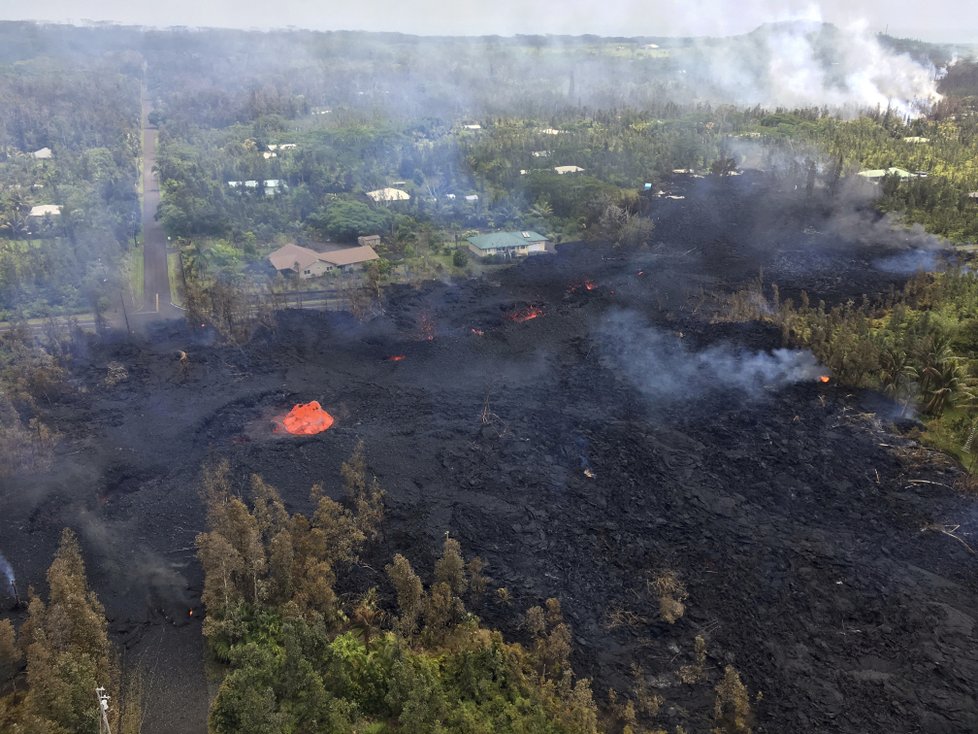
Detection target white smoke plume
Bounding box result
[599,310,825,404]
[0,551,15,597]
[682,17,942,117]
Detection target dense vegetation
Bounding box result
[0,50,140,319]
[194,447,603,733]
[0,529,141,733]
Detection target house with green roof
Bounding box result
[466,231,552,259]
[856,167,917,182]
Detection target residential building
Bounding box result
[227,179,284,196]
[857,167,917,182]
[267,243,379,279]
[554,165,585,174]
[365,187,410,202]
[466,231,552,259]
[29,204,62,218]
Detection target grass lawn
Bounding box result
[168,251,184,307]
[126,247,144,308]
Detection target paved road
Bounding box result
[140,93,178,319]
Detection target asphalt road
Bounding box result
[140,93,178,320]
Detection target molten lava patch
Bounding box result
[507,306,544,323]
[386,354,407,362]
[277,401,334,435]
[818,375,831,383]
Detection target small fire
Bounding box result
[818,375,830,384]
[636,270,646,277]
[470,327,485,336]
[567,279,597,294]
[275,401,334,435]
[188,609,194,617]
[386,355,406,362]
[507,306,544,323]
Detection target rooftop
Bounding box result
[267,243,322,271]
[366,187,411,202]
[467,231,547,250]
[268,242,380,271]
[857,167,916,179]
[29,204,62,217]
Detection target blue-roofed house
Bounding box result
[466,231,552,259]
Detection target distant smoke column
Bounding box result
[0,551,15,597]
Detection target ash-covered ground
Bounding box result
[2,173,977,733]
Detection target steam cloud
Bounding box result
[599,310,825,403]
[683,18,942,116]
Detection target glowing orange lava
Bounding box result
[277,401,334,435]
[508,306,544,323]
[567,279,597,294]
[818,375,830,383]
[387,355,406,362]
[470,327,485,336]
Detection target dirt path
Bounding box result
[140,91,178,319]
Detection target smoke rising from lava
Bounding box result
[0,551,15,597]
[681,18,942,117]
[599,310,825,403]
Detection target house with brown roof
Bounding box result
[267,243,380,279]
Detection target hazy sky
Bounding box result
[0,0,974,43]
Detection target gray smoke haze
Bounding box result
[599,310,825,404]
[682,20,942,116]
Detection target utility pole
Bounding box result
[95,686,112,734]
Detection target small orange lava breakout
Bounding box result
[819,375,830,384]
[279,401,335,435]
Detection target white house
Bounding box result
[29,204,62,218]
[31,147,53,160]
[857,167,917,182]
[228,179,285,196]
[366,187,411,203]
[466,231,552,259]
[554,165,585,175]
